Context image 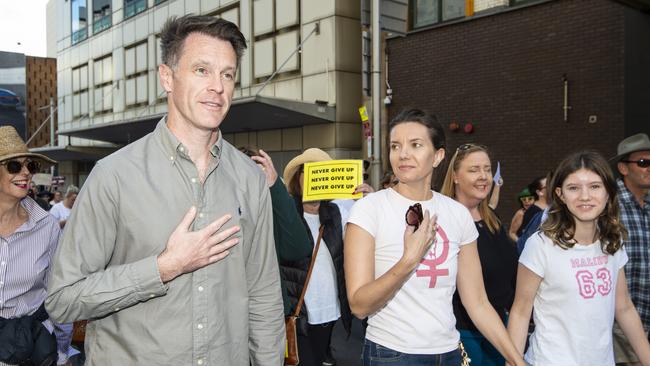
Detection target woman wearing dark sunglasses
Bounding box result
[441,144,518,366]
[0,126,74,366]
[344,109,525,366]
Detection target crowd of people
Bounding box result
[1,14,649,366]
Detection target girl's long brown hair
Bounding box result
[541,150,626,254]
[440,144,500,234]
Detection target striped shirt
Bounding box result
[0,196,70,365]
[617,179,650,333]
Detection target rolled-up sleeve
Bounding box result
[45,163,167,323]
[247,178,285,365]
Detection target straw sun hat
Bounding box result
[0,126,56,164]
[283,148,332,195]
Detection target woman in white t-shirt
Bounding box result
[345,109,525,366]
[507,151,650,366]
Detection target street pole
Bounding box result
[49,97,55,147]
[371,0,382,188]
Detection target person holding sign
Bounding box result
[344,109,525,366]
[507,151,650,365]
[282,148,354,366]
[440,144,518,366]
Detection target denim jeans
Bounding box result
[362,339,462,366]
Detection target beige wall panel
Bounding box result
[335,17,361,72]
[221,7,240,27]
[234,132,250,148]
[276,0,299,29]
[282,127,302,150]
[136,74,148,103]
[123,19,136,45]
[301,0,334,23]
[186,0,200,15]
[136,42,148,73]
[301,18,334,75]
[154,4,169,33]
[303,123,335,149]
[274,78,302,101]
[125,78,136,105]
[125,47,136,75]
[253,0,274,36]
[275,30,300,72]
[135,14,148,41]
[335,72,361,122]
[257,129,283,151]
[200,0,219,13]
[335,122,361,149]
[168,0,184,18]
[334,0,360,18]
[254,38,274,78]
[303,73,334,104]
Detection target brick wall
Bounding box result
[387,0,627,220]
[26,56,57,148]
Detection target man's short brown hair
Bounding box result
[159,14,247,69]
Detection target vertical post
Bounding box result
[49,96,55,146]
[371,0,382,188]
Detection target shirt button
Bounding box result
[179,146,184,152]
[191,178,197,183]
[149,294,155,298]
[0,261,5,266]
[170,156,175,161]
[197,359,204,365]
[114,307,120,312]
[198,286,204,292]
[197,323,203,329]
[198,213,204,218]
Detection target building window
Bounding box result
[124,0,147,19]
[124,42,148,107]
[72,64,89,118]
[411,0,465,29]
[252,0,300,81]
[71,0,88,44]
[154,0,168,5]
[93,0,112,34]
[93,55,113,113]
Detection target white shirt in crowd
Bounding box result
[49,202,71,222]
[347,188,478,354]
[520,233,628,366]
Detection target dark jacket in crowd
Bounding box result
[280,197,352,337]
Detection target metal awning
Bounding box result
[57,96,337,145]
[29,145,119,162]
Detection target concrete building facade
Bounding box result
[43,0,364,185]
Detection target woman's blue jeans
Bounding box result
[362,338,462,366]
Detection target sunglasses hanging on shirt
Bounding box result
[405,203,424,231]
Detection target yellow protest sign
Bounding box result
[358,106,369,122]
[302,160,363,202]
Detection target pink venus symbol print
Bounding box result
[416,226,450,288]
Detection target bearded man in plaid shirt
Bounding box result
[612,133,650,366]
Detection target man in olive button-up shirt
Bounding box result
[45,15,284,365]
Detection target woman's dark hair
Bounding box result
[527,176,546,201]
[388,109,446,151]
[541,150,626,255]
[160,14,247,68]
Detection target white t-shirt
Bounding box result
[347,188,478,354]
[49,202,71,222]
[520,233,628,366]
[302,201,349,325]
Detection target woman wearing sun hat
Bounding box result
[508,187,536,242]
[0,126,73,366]
[281,148,353,366]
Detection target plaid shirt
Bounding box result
[617,179,650,332]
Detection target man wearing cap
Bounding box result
[45,15,284,365]
[612,133,650,366]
